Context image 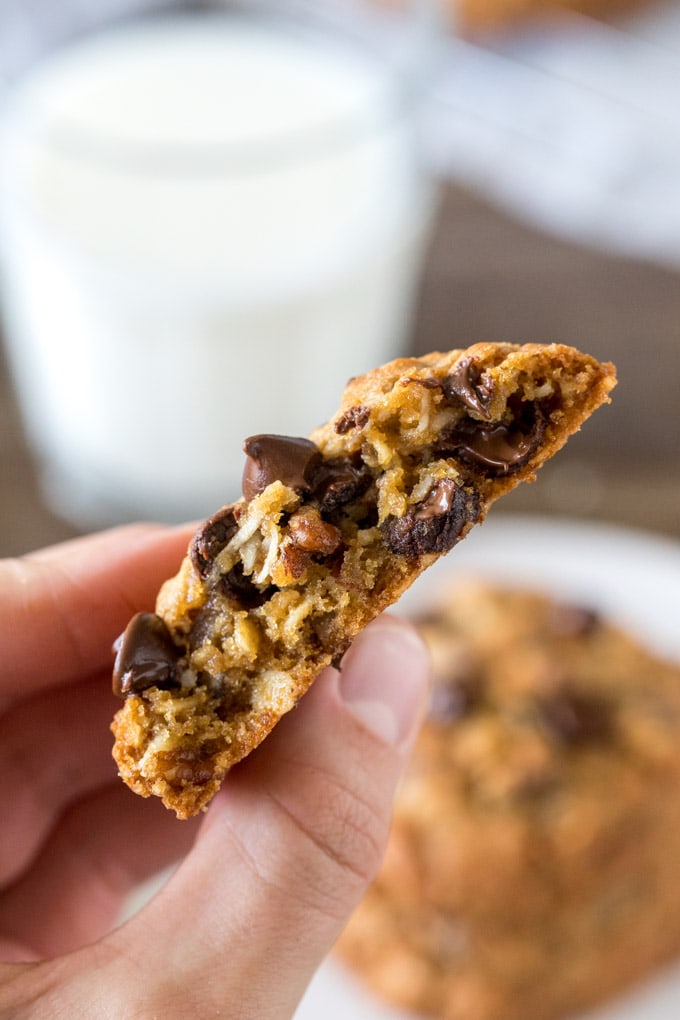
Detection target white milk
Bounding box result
[0,14,433,525]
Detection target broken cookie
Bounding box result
[111,342,616,817]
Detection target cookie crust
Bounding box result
[111,343,615,818]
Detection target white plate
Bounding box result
[296,514,680,1020]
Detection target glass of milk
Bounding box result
[0,0,439,527]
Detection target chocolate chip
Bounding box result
[381,480,480,557]
[429,676,480,723]
[441,357,494,420]
[538,689,613,745]
[310,455,373,513]
[414,478,461,521]
[218,562,274,608]
[190,505,239,579]
[334,405,370,435]
[422,640,482,722]
[242,434,321,501]
[439,402,546,477]
[548,603,601,637]
[112,612,181,698]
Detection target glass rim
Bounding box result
[8,91,422,181]
[2,6,440,181]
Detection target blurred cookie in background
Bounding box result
[453,0,654,32]
[338,579,680,1020]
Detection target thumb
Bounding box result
[92,615,429,1019]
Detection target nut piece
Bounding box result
[287,506,342,554]
[279,507,344,581]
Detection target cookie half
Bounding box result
[111,342,615,817]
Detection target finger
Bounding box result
[95,616,431,1019]
[0,674,120,887]
[0,523,193,701]
[0,783,200,960]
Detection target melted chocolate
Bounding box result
[242,434,321,501]
[381,480,480,557]
[191,502,274,608]
[415,478,460,521]
[440,402,546,477]
[310,455,373,513]
[112,612,181,698]
[218,562,275,608]
[442,357,494,420]
[538,688,613,745]
[190,505,239,579]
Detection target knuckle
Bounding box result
[269,766,391,916]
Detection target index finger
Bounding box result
[0,523,193,701]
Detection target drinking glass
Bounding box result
[0,0,440,526]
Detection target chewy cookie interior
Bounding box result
[112,343,616,816]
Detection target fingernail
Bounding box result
[338,617,430,747]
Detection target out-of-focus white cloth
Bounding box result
[0,0,183,83]
[426,2,680,267]
[2,0,679,266]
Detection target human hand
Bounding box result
[0,525,430,1018]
